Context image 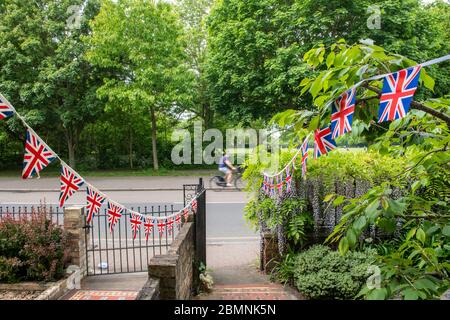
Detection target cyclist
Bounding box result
[218,150,236,187]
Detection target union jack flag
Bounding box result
[157,219,166,236]
[166,217,174,235]
[107,201,123,233]
[182,208,190,221]
[86,185,106,224]
[59,164,84,207]
[378,66,422,123]
[144,216,155,241]
[269,177,275,197]
[276,174,284,195]
[0,98,14,120]
[301,137,309,177]
[314,127,336,159]
[175,214,182,230]
[331,88,356,139]
[22,129,56,179]
[285,164,294,193]
[261,176,269,194]
[191,199,198,213]
[130,212,143,240]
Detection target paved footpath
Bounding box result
[61,273,147,300]
[198,242,303,300]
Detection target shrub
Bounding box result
[292,245,376,299]
[0,211,69,283]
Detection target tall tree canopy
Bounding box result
[85,0,194,170]
[0,0,103,168]
[205,0,449,124]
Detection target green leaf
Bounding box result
[403,288,419,300]
[421,70,435,92]
[442,225,450,237]
[346,229,357,247]
[308,115,320,132]
[416,228,426,244]
[323,194,335,202]
[413,278,437,291]
[354,216,367,231]
[326,51,335,68]
[366,288,387,300]
[338,237,349,255]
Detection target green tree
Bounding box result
[0,0,103,168]
[205,0,449,123]
[175,0,214,128]
[85,0,194,170]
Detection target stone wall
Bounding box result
[63,206,89,277]
[146,214,195,300]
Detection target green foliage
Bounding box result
[205,0,450,123]
[0,211,69,283]
[288,245,376,300]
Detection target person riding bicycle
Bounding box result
[218,150,236,187]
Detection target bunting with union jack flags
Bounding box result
[175,214,182,230]
[22,129,56,179]
[130,212,143,240]
[0,97,14,120]
[331,87,356,139]
[157,219,166,236]
[378,66,422,123]
[285,163,294,193]
[314,127,336,159]
[166,217,175,236]
[86,185,106,224]
[191,199,198,213]
[301,136,309,178]
[182,208,190,222]
[59,164,85,207]
[144,216,155,241]
[107,201,124,233]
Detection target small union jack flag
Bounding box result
[261,176,268,194]
[107,201,123,233]
[378,66,422,123]
[157,219,166,236]
[0,98,14,120]
[276,174,284,195]
[86,185,106,224]
[182,208,190,221]
[59,164,85,207]
[166,217,174,235]
[285,164,294,193]
[269,177,275,197]
[301,137,309,178]
[130,212,143,240]
[191,199,198,213]
[144,216,155,241]
[22,129,56,179]
[314,127,336,159]
[175,214,182,230]
[331,87,356,139]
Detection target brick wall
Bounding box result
[146,214,195,300]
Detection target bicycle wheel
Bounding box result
[234,176,246,190]
[209,176,221,190]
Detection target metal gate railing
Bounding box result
[85,179,206,276]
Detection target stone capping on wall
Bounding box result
[145,214,195,300]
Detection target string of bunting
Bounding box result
[0,93,200,237]
[260,54,450,197]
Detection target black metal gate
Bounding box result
[84,179,206,276]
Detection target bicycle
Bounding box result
[209,166,246,190]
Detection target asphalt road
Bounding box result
[0,176,258,272]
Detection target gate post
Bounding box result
[195,178,206,267]
[64,206,89,277]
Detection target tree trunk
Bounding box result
[64,128,77,169]
[149,105,159,171]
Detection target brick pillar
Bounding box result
[64,206,89,277]
[262,232,280,274]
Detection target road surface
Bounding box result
[0,176,258,271]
